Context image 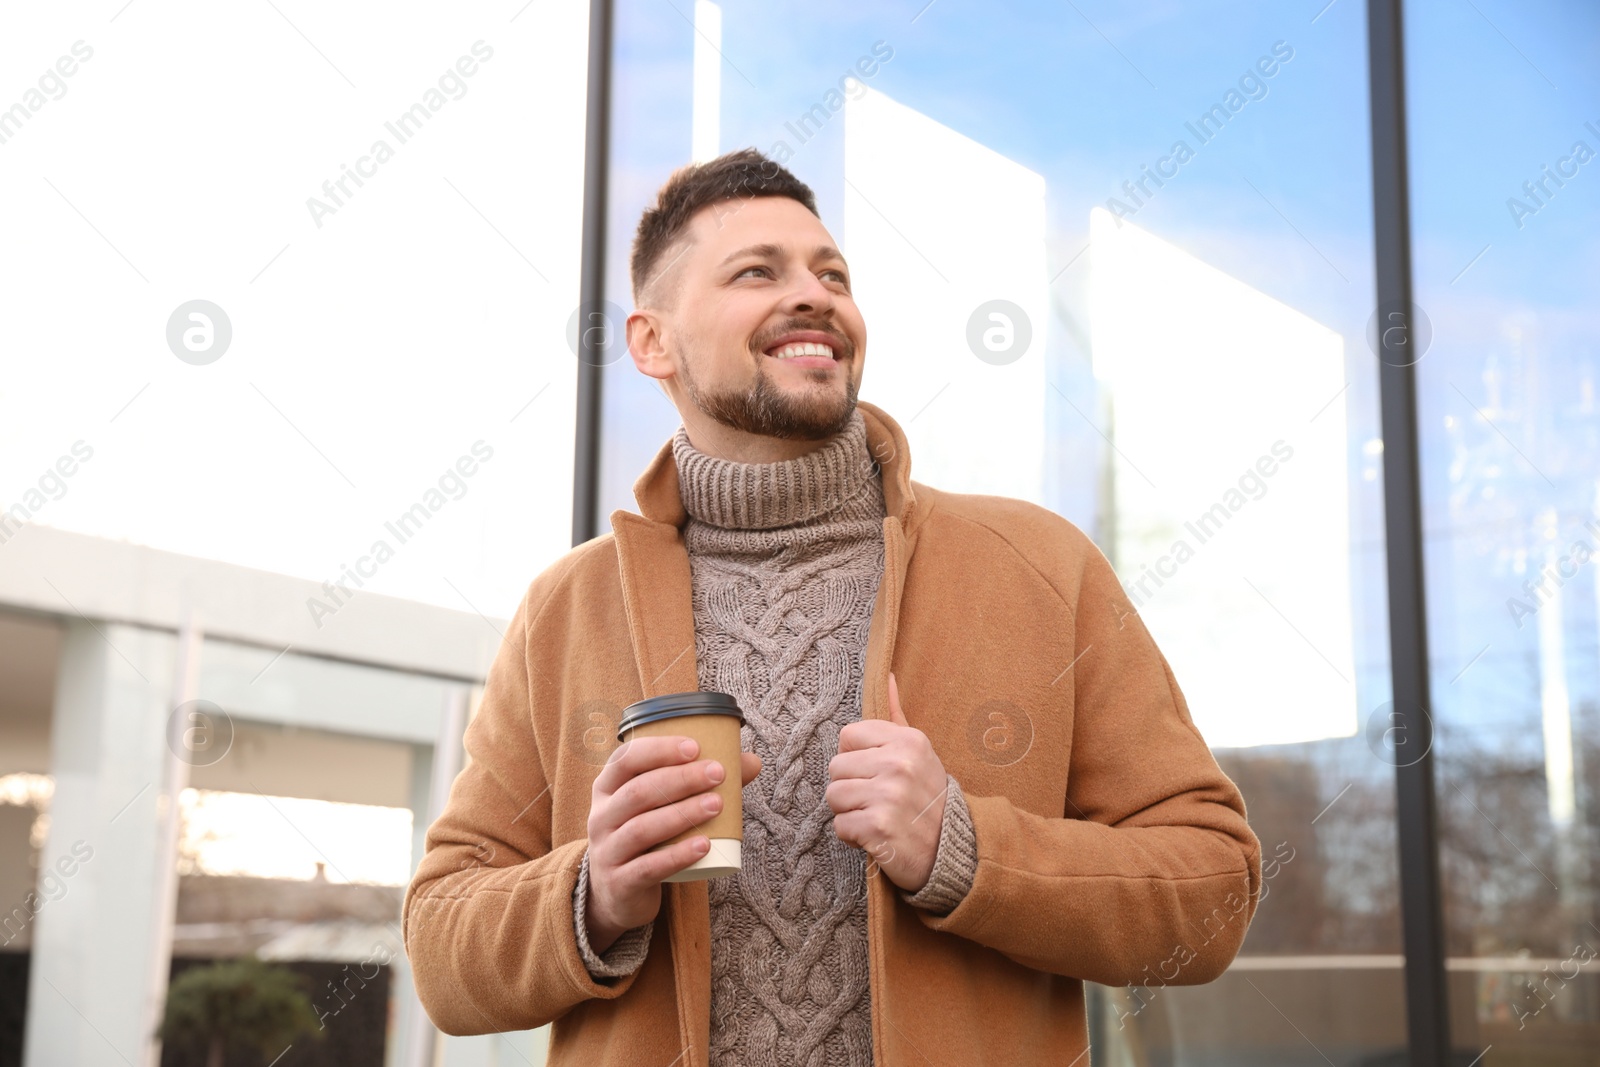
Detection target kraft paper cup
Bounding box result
[617,692,744,882]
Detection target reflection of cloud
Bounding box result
[691,1,721,163]
[1090,207,1355,748]
[844,86,1050,504]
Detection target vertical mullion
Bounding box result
[572,0,615,547]
[1366,0,1452,1062]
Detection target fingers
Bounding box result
[609,789,723,865]
[828,746,889,782]
[596,735,694,798]
[595,738,725,836]
[616,833,713,886]
[604,751,759,869]
[824,776,873,815]
[838,717,900,754]
[887,671,907,725]
[614,758,723,834]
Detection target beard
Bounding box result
[679,340,858,442]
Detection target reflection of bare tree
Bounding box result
[1217,740,1402,956]
[1217,752,1326,953]
[1310,771,1404,954]
[1213,712,1599,964]
[1435,714,1598,959]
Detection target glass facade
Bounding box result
[596,1,1419,1063]
[591,0,1600,1062]
[1406,0,1600,1058]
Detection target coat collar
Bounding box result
[627,400,921,537]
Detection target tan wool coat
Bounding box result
[404,401,1264,1065]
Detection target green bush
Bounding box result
[158,957,323,1067]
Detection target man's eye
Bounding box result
[822,269,849,285]
[735,266,770,280]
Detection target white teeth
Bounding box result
[768,341,834,359]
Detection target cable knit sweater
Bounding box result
[570,409,978,1065]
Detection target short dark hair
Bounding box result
[629,148,819,307]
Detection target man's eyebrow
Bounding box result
[716,243,849,268]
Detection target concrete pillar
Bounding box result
[24,620,177,1067]
[393,687,474,1067]
[384,740,435,1067]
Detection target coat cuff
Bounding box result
[572,845,654,978]
[900,773,977,916]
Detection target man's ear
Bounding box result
[627,308,673,381]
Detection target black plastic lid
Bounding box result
[617,691,744,741]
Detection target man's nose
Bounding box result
[781,268,835,313]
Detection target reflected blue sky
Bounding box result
[599,0,1598,733]
[1405,0,1600,857]
[598,0,1598,729]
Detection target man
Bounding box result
[404,148,1262,1066]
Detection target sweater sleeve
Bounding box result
[402,583,652,1035]
[900,773,977,916]
[910,540,1263,987]
[573,845,655,978]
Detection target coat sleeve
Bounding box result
[402,583,648,1035]
[913,539,1263,987]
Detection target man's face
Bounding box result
[633,195,867,442]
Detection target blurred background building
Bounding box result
[1,0,1596,1064]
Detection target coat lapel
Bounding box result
[858,398,921,728]
[612,503,709,1067]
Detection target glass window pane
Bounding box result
[1406,0,1600,1059]
[602,2,1402,1062]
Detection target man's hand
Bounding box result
[585,736,762,954]
[826,672,949,893]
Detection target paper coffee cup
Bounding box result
[617,692,744,882]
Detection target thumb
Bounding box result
[740,750,763,787]
[887,671,908,726]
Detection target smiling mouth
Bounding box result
[765,341,838,361]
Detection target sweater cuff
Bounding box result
[573,845,654,978]
[901,773,977,916]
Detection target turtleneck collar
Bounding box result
[671,408,880,532]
